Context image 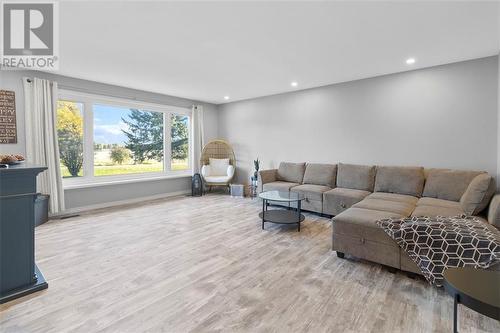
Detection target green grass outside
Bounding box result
[61,160,189,178]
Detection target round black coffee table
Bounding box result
[258,191,305,231]
[443,267,500,333]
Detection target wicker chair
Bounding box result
[200,140,236,191]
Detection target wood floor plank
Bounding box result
[1,194,499,332]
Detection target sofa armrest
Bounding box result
[487,194,500,229]
[258,169,277,193]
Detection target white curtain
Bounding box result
[24,77,65,214]
[192,105,205,174]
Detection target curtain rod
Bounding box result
[22,78,198,108]
[24,77,62,87]
[59,84,141,101]
[58,84,197,108]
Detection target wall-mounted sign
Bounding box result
[0,90,17,144]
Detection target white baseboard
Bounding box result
[53,190,191,217]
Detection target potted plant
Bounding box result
[252,158,260,182]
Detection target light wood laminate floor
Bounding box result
[1,195,499,333]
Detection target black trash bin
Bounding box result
[192,173,203,196]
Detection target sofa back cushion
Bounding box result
[487,194,500,229]
[460,174,496,215]
[337,163,376,191]
[302,163,337,187]
[423,169,483,201]
[277,162,306,184]
[374,166,425,197]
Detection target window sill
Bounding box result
[63,173,192,190]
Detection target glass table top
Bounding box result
[258,190,305,202]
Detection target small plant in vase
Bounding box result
[249,158,260,197]
[253,158,260,180]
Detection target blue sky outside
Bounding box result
[93,104,188,145]
[93,104,134,145]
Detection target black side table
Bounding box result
[443,267,500,333]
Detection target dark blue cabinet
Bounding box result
[0,164,48,303]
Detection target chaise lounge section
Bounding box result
[259,161,499,273]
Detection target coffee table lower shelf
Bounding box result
[259,210,305,231]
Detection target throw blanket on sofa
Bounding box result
[376,215,500,287]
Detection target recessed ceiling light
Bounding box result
[224,96,229,100]
[291,81,298,87]
[406,58,416,65]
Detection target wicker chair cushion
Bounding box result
[209,158,230,176]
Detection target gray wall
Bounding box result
[0,71,219,210]
[218,56,499,184]
[63,177,191,209]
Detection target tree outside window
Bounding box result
[57,101,84,178]
[170,114,189,170]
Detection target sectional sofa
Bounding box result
[258,162,500,274]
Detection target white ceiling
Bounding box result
[56,1,500,104]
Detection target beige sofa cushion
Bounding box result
[333,208,404,245]
[417,197,461,209]
[277,162,306,184]
[337,163,376,191]
[487,194,500,229]
[353,198,415,216]
[422,169,483,201]
[303,163,337,187]
[374,166,425,197]
[413,196,465,217]
[323,187,371,216]
[291,184,331,202]
[262,181,299,192]
[367,192,418,205]
[411,205,465,218]
[459,174,496,215]
[292,184,331,213]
